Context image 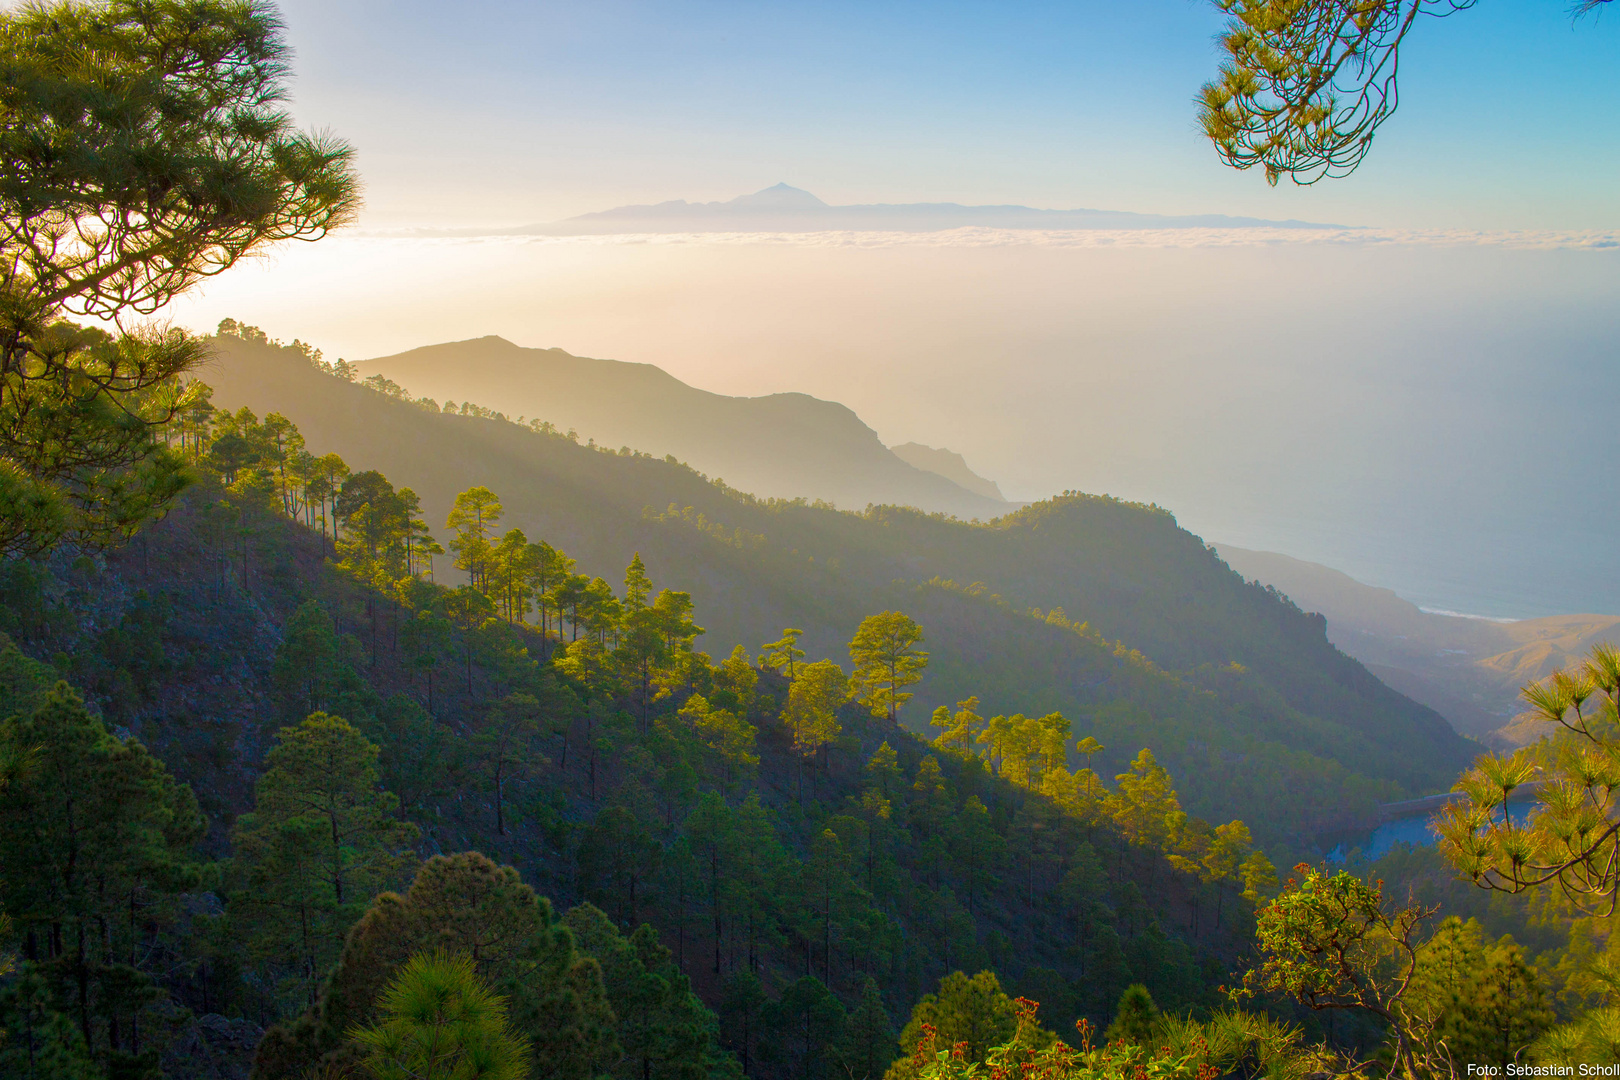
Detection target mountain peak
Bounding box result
[891,442,1006,502]
[725,183,828,210]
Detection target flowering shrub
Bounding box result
[911,1000,1213,1080]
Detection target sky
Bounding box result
[165,1,1620,618]
[264,0,1620,230]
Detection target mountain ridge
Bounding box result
[890,442,1005,501]
[353,335,1011,518]
[199,334,1475,851]
[457,184,1349,235]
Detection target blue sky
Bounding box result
[274,0,1620,228]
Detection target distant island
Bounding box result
[481,183,1347,235]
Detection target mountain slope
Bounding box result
[1215,544,1620,742]
[890,442,1005,501]
[201,336,1474,848]
[351,335,1007,518]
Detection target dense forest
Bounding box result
[3,321,1616,1080]
[0,329,1286,1077]
[199,327,1475,856]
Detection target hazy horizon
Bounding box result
[156,0,1620,622]
[169,217,1620,621]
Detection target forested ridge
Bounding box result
[199,328,1474,852]
[0,324,1287,1077]
[0,336,1608,1080]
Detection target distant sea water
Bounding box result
[1326,801,1533,862]
[1191,502,1619,620]
[1090,304,1620,622]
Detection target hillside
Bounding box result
[202,334,1474,846]
[890,442,1006,501]
[1215,544,1620,745]
[349,335,1008,518]
[0,330,1487,1080]
[1,449,1258,1080]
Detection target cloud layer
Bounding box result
[356,226,1620,250]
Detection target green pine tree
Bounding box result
[564,903,739,1080]
[352,951,532,1080]
[231,714,417,1010]
[1105,984,1159,1046]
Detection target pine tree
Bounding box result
[578,806,663,928]
[837,977,896,1080]
[864,742,903,803]
[231,714,417,1009]
[1109,749,1181,856]
[711,645,758,717]
[304,452,350,556]
[784,660,848,801]
[353,951,533,1080]
[563,904,739,1080]
[800,828,859,986]
[0,964,97,1079]
[1468,939,1554,1068]
[1408,921,1553,1071]
[1105,984,1159,1046]
[0,0,357,555]
[720,971,767,1076]
[0,683,203,1063]
[730,794,791,976]
[528,541,575,655]
[895,971,1020,1068]
[446,486,504,590]
[765,976,846,1080]
[253,853,618,1080]
[490,529,537,622]
[679,695,758,788]
[950,796,1004,912]
[909,757,953,890]
[848,612,927,723]
[928,697,984,760]
[759,628,806,682]
[618,556,670,728]
[685,794,735,976]
[271,600,356,717]
[1202,820,1256,930]
[475,692,546,836]
[358,694,460,823]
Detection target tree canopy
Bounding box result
[0,0,357,554]
[1198,0,1613,184]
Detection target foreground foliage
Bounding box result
[0,0,357,554]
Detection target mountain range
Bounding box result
[202,333,1474,852]
[1216,545,1619,747]
[497,183,1342,235]
[353,336,1011,517]
[344,330,1601,757]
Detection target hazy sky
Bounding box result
[167,2,1620,617]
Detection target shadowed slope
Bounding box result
[200,336,1474,848]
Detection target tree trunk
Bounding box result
[495,763,506,835]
